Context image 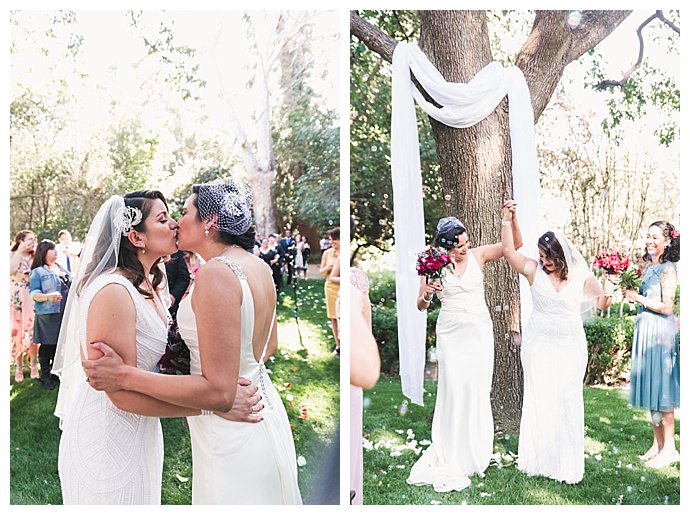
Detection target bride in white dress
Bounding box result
[54,190,190,504]
[407,201,522,493]
[500,206,613,484]
[84,178,302,504]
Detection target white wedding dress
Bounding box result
[58,274,168,504]
[407,250,494,492]
[517,266,588,484]
[178,256,302,504]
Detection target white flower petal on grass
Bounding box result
[479,492,492,498]
[430,500,442,505]
[286,394,294,401]
[396,465,406,469]
[420,439,432,446]
[395,429,404,434]
[595,454,603,461]
[175,474,189,483]
[297,456,307,467]
[626,464,633,469]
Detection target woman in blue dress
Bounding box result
[623,221,680,469]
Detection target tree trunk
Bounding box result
[419,11,523,432]
[249,168,278,237]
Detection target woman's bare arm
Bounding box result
[85,263,240,412]
[85,284,200,417]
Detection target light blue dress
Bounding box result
[629,261,680,412]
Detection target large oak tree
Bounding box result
[351,10,635,430]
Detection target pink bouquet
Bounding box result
[416,247,452,281]
[593,250,630,275]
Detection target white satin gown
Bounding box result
[178,256,302,504]
[517,266,588,484]
[58,274,167,504]
[407,250,494,492]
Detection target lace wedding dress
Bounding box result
[58,274,168,504]
[407,250,494,492]
[178,256,302,504]
[517,265,589,484]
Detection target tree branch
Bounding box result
[516,10,632,120]
[595,10,679,90]
[350,11,398,63]
[655,10,680,34]
[566,10,633,62]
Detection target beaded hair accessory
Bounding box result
[114,206,143,235]
[436,216,465,248]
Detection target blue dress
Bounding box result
[629,261,680,412]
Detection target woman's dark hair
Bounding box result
[191,183,256,250]
[328,227,340,240]
[538,231,568,280]
[117,190,169,299]
[434,226,467,250]
[644,221,680,263]
[11,230,35,254]
[30,240,56,270]
[77,191,167,296]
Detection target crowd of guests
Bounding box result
[254,228,316,293]
[10,230,75,389]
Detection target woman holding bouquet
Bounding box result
[623,221,680,469]
[407,200,522,493]
[500,207,613,484]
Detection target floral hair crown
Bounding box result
[114,205,143,235]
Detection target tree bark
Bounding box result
[351,9,633,432]
[419,10,523,432]
[249,170,278,237]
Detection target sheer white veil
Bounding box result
[53,195,125,428]
[552,230,600,314]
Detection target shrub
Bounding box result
[367,270,397,308]
[584,315,635,385]
[370,302,441,376]
[367,270,665,385]
[370,304,399,375]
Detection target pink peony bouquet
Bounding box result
[416,247,452,281]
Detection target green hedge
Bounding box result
[583,315,635,385]
[369,273,655,384]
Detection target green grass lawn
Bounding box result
[9,277,339,505]
[362,378,680,505]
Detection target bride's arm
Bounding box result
[501,208,537,284]
[474,200,523,266]
[85,262,240,412]
[86,284,201,417]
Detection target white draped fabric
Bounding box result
[391,41,541,405]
